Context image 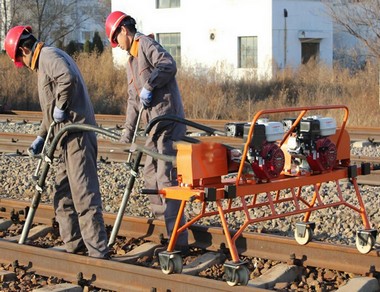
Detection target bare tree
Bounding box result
[323,0,380,59]
[1,0,110,46]
[0,0,24,49]
[323,0,380,105]
[21,0,91,45]
[0,0,10,37]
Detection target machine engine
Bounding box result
[244,120,285,181]
[285,116,337,173]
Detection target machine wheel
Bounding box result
[294,227,313,245]
[226,265,250,286]
[160,253,183,275]
[162,259,174,275]
[355,233,375,254]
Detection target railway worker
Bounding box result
[105,11,189,253]
[4,26,110,259]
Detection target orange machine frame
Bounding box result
[160,105,373,263]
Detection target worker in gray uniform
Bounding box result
[105,11,189,252]
[4,26,109,259]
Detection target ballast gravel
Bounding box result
[0,121,379,248]
[1,122,380,291]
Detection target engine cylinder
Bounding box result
[249,142,285,181]
[306,137,337,172]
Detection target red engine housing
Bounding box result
[250,142,285,181]
[306,137,337,172]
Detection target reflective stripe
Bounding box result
[109,14,126,41]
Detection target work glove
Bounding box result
[139,87,152,108]
[28,136,44,156]
[53,106,67,123]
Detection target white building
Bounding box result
[111,0,333,79]
[64,0,109,46]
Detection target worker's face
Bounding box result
[18,46,32,69]
[114,26,132,51]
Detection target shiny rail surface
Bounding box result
[0,239,260,292]
[0,198,379,277]
[1,111,380,289]
[2,110,380,141]
[1,131,379,185]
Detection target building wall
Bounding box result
[111,0,332,79]
[65,0,108,46]
[112,0,273,78]
[273,0,332,71]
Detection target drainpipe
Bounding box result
[284,8,288,68]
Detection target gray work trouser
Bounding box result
[53,131,109,258]
[143,133,188,248]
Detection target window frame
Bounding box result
[301,41,320,64]
[156,0,180,9]
[156,32,181,66]
[238,36,258,69]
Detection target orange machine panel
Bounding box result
[176,142,228,186]
[329,128,351,161]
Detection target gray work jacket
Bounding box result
[36,46,96,139]
[122,32,186,142]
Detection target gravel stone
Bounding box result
[0,123,379,250]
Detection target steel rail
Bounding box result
[0,198,378,276]
[1,131,380,186]
[18,124,121,244]
[0,239,262,292]
[0,111,228,132]
[4,111,380,141]
[108,114,226,246]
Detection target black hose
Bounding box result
[25,116,224,246]
[131,143,176,164]
[38,117,227,190]
[144,115,226,137]
[38,124,121,190]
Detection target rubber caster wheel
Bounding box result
[295,226,313,245]
[356,233,375,254]
[225,264,250,286]
[159,252,183,275]
[162,259,174,275]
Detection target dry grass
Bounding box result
[74,51,128,114]
[177,61,380,127]
[0,50,379,127]
[0,49,128,114]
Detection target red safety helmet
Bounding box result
[105,11,129,48]
[4,25,32,68]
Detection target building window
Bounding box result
[157,33,181,66]
[156,0,180,8]
[301,42,320,64]
[238,36,258,68]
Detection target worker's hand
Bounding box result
[120,130,132,143]
[53,106,67,123]
[28,136,44,156]
[139,87,152,108]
